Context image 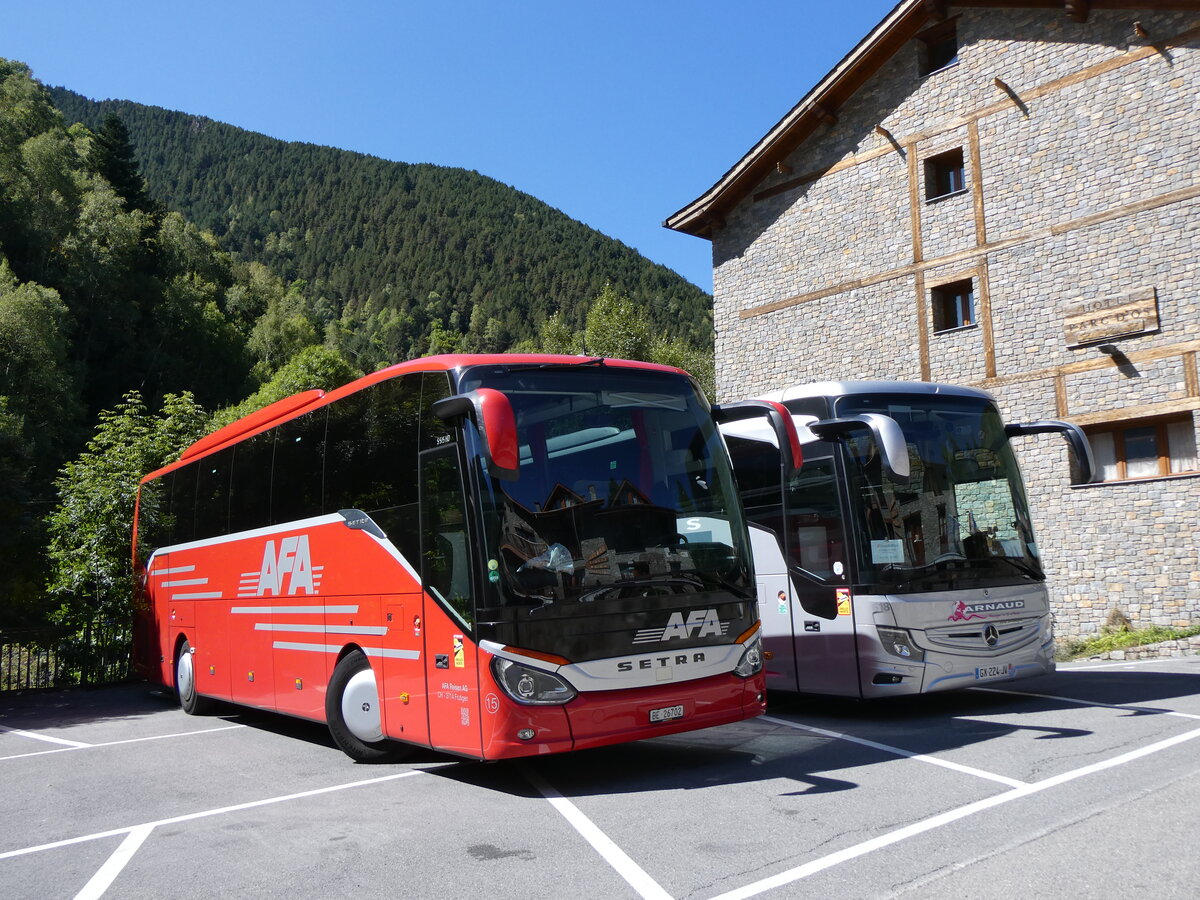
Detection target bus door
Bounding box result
[380,592,429,746]
[749,525,799,691]
[418,438,483,757]
[782,455,861,697]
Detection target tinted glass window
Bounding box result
[193,448,234,540]
[324,374,422,562]
[421,444,473,627]
[171,466,197,546]
[136,477,170,566]
[272,409,328,525]
[229,433,274,534]
[783,456,845,580]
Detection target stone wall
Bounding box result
[711,6,1200,638]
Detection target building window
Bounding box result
[1086,415,1199,482]
[931,279,974,332]
[925,148,965,201]
[919,20,959,76]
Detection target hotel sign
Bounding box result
[1063,288,1159,348]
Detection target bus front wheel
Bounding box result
[326,650,407,763]
[176,640,216,715]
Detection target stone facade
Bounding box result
[708,7,1200,639]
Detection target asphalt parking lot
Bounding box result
[3,656,1199,899]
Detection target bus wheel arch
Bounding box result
[325,648,406,763]
[174,637,215,715]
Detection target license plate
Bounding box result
[649,704,685,724]
[975,663,1013,681]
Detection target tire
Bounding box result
[326,649,408,762]
[176,640,216,715]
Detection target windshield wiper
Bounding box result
[988,553,1043,580]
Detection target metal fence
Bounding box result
[0,621,132,692]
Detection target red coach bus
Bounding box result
[134,354,797,761]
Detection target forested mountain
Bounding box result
[2,62,715,629]
[48,88,713,369]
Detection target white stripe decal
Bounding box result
[147,513,345,556]
[255,624,389,636]
[360,647,421,660]
[272,641,342,653]
[74,824,154,900]
[152,565,195,576]
[161,578,208,587]
[231,606,358,615]
[169,592,223,600]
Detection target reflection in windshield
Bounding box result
[836,394,1042,591]
[461,366,751,613]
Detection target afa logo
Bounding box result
[238,535,324,597]
[633,608,728,644]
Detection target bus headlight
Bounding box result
[492,658,577,705]
[733,634,764,678]
[877,627,924,661]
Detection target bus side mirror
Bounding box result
[1004,420,1096,486]
[433,388,520,480]
[713,400,803,477]
[809,414,911,483]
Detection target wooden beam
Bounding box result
[812,102,838,126]
[923,0,948,22]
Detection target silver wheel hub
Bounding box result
[177,650,195,701]
[341,667,383,743]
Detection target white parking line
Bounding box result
[0,724,246,762]
[973,687,1200,722]
[709,724,1200,900]
[0,769,422,862]
[762,716,1028,788]
[73,825,153,900]
[525,767,672,900]
[1065,658,1190,671]
[0,725,91,748]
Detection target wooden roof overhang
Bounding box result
[664,0,1200,239]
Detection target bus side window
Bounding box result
[136,476,170,567]
[324,375,422,565]
[172,463,198,547]
[418,371,472,628]
[229,433,274,535]
[364,375,421,563]
[784,456,845,582]
[725,435,786,539]
[272,408,328,526]
[420,445,473,628]
[194,448,234,541]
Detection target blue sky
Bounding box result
[2,1,898,292]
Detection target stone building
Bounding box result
[666,1,1200,639]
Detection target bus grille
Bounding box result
[922,617,1042,654]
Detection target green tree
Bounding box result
[210,345,360,429]
[247,279,319,376]
[45,391,208,626]
[85,112,154,214]
[581,282,653,360]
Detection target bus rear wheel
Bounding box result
[326,650,407,763]
[176,640,216,715]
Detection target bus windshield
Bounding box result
[461,364,752,626]
[834,393,1043,592]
